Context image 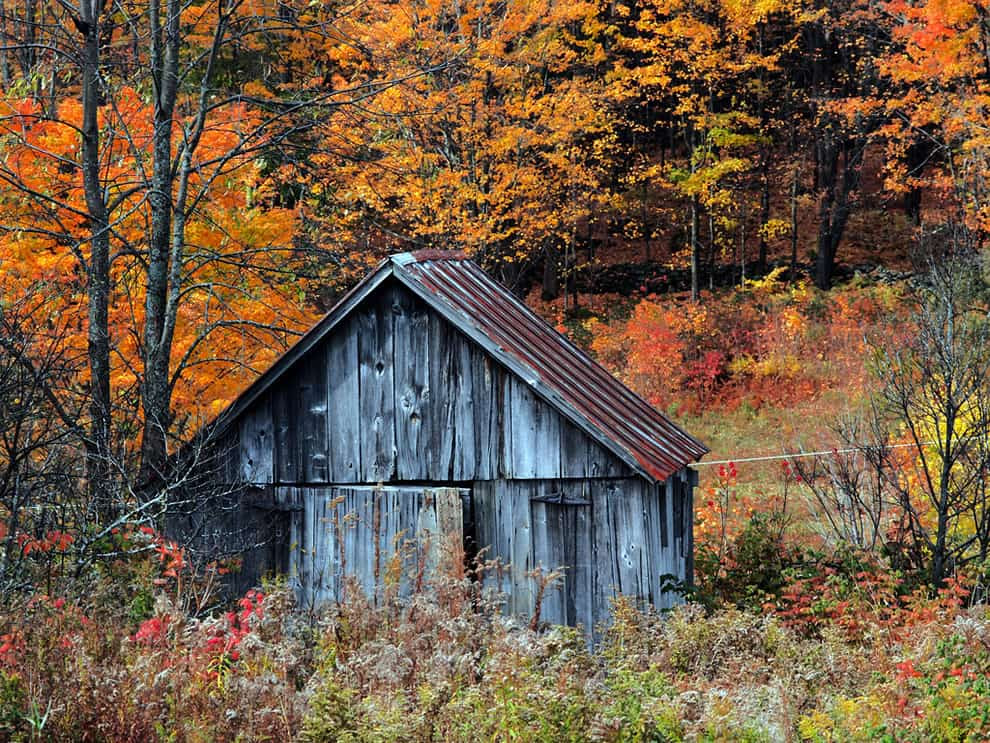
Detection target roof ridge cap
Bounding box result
[392,250,470,265]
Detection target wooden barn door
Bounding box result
[282,485,468,610]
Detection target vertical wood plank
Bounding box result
[559,419,589,478]
[506,379,536,479]
[591,480,619,632]
[393,289,432,479]
[497,369,513,478]
[357,488,376,598]
[685,470,696,589]
[430,317,477,480]
[530,492,565,626]
[377,488,396,590]
[495,481,514,605]
[660,479,670,550]
[570,493,595,632]
[303,487,317,611]
[611,480,645,603]
[307,489,323,606]
[358,292,396,482]
[665,477,677,599]
[399,487,422,597]
[215,429,240,484]
[314,488,339,605]
[631,482,652,604]
[417,487,464,576]
[508,379,561,479]
[339,488,361,599]
[281,487,302,604]
[509,481,533,616]
[537,400,562,479]
[471,481,502,595]
[643,482,665,609]
[328,322,361,481]
[452,334,477,479]
[300,356,330,482]
[472,353,499,479]
[239,396,274,484]
[272,381,298,483]
[429,313,454,479]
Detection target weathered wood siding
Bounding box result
[233,279,633,485]
[167,484,289,599]
[473,471,693,633]
[279,485,466,610]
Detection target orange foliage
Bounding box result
[292,0,614,268]
[771,560,973,642]
[880,0,990,227]
[0,85,314,440]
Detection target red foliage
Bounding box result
[134,615,171,648]
[770,561,973,641]
[588,281,899,415]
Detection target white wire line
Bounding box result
[689,440,939,468]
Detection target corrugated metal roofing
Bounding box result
[214,251,707,483]
[391,251,708,481]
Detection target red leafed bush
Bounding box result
[586,278,901,414]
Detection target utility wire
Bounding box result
[689,440,939,468]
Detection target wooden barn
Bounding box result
[178,251,708,630]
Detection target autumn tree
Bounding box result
[880,0,990,231]
[294,0,614,294]
[0,1,440,517]
[794,226,990,585]
[877,229,990,584]
[606,0,808,298]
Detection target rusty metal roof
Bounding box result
[391,251,708,482]
[215,251,707,482]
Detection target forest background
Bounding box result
[2,0,990,740]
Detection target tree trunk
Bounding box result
[790,170,799,280]
[690,194,699,302]
[708,213,716,292]
[79,5,114,522]
[814,134,864,290]
[904,136,926,226]
[933,405,956,587]
[759,155,770,274]
[139,0,182,496]
[739,201,747,285]
[0,2,11,88]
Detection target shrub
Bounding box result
[0,671,25,741]
[1,521,988,741]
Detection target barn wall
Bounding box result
[473,470,694,633]
[166,482,289,599]
[276,485,468,611]
[193,470,695,630]
[232,279,633,487]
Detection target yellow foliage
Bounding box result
[743,266,789,296]
[798,694,886,741]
